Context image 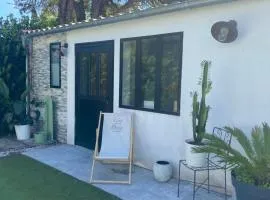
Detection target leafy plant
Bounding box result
[0,15,29,135]
[12,90,32,125]
[0,77,32,127]
[191,60,212,145]
[30,98,44,132]
[193,123,270,188]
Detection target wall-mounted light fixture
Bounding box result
[211,20,238,43]
[60,43,68,56]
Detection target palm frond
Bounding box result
[224,126,255,162]
[20,87,31,100]
[251,126,264,162]
[194,134,252,168]
[0,78,9,98]
[262,123,270,155]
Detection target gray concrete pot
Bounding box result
[232,170,270,200]
[153,161,172,182]
[34,131,47,144]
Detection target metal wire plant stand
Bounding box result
[177,127,232,200]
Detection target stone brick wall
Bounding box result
[30,33,67,143]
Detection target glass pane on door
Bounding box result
[100,53,108,97]
[79,52,89,96]
[79,52,110,98]
[89,53,97,96]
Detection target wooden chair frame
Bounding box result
[90,112,134,184]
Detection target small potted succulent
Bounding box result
[194,123,270,200]
[185,60,212,167]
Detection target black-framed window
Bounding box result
[50,42,61,88]
[120,32,183,115]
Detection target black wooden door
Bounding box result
[75,41,114,149]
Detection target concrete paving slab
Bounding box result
[23,144,234,200]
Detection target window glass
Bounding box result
[141,37,157,109]
[160,35,180,113]
[50,43,61,88]
[120,33,183,115]
[121,40,136,106]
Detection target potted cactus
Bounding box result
[185,60,212,167]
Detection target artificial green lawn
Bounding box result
[0,154,120,200]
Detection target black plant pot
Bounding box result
[232,171,270,200]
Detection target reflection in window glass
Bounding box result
[50,43,61,88]
[122,40,136,106]
[79,52,88,96]
[89,53,97,96]
[100,53,108,97]
[141,38,157,109]
[120,32,183,115]
[160,36,180,113]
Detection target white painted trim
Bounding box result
[67,41,75,145]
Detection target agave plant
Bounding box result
[193,123,270,188]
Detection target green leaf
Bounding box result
[262,123,270,155]
[20,87,31,101]
[224,126,255,162]
[0,78,9,98]
[251,126,264,161]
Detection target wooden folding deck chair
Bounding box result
[90,112,134,184]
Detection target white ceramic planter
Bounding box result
[185,139,208,167]
[14,125,31,140]
[153,161,173,182]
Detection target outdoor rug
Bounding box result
[0,154,120,200]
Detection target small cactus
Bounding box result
[192,61,212,144]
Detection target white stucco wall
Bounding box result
[65,0,270,189]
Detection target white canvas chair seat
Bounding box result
[90,112,134,184]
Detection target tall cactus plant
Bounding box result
[192,60,212,144]
[44,96,54,141]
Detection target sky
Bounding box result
[0,1,20,18]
